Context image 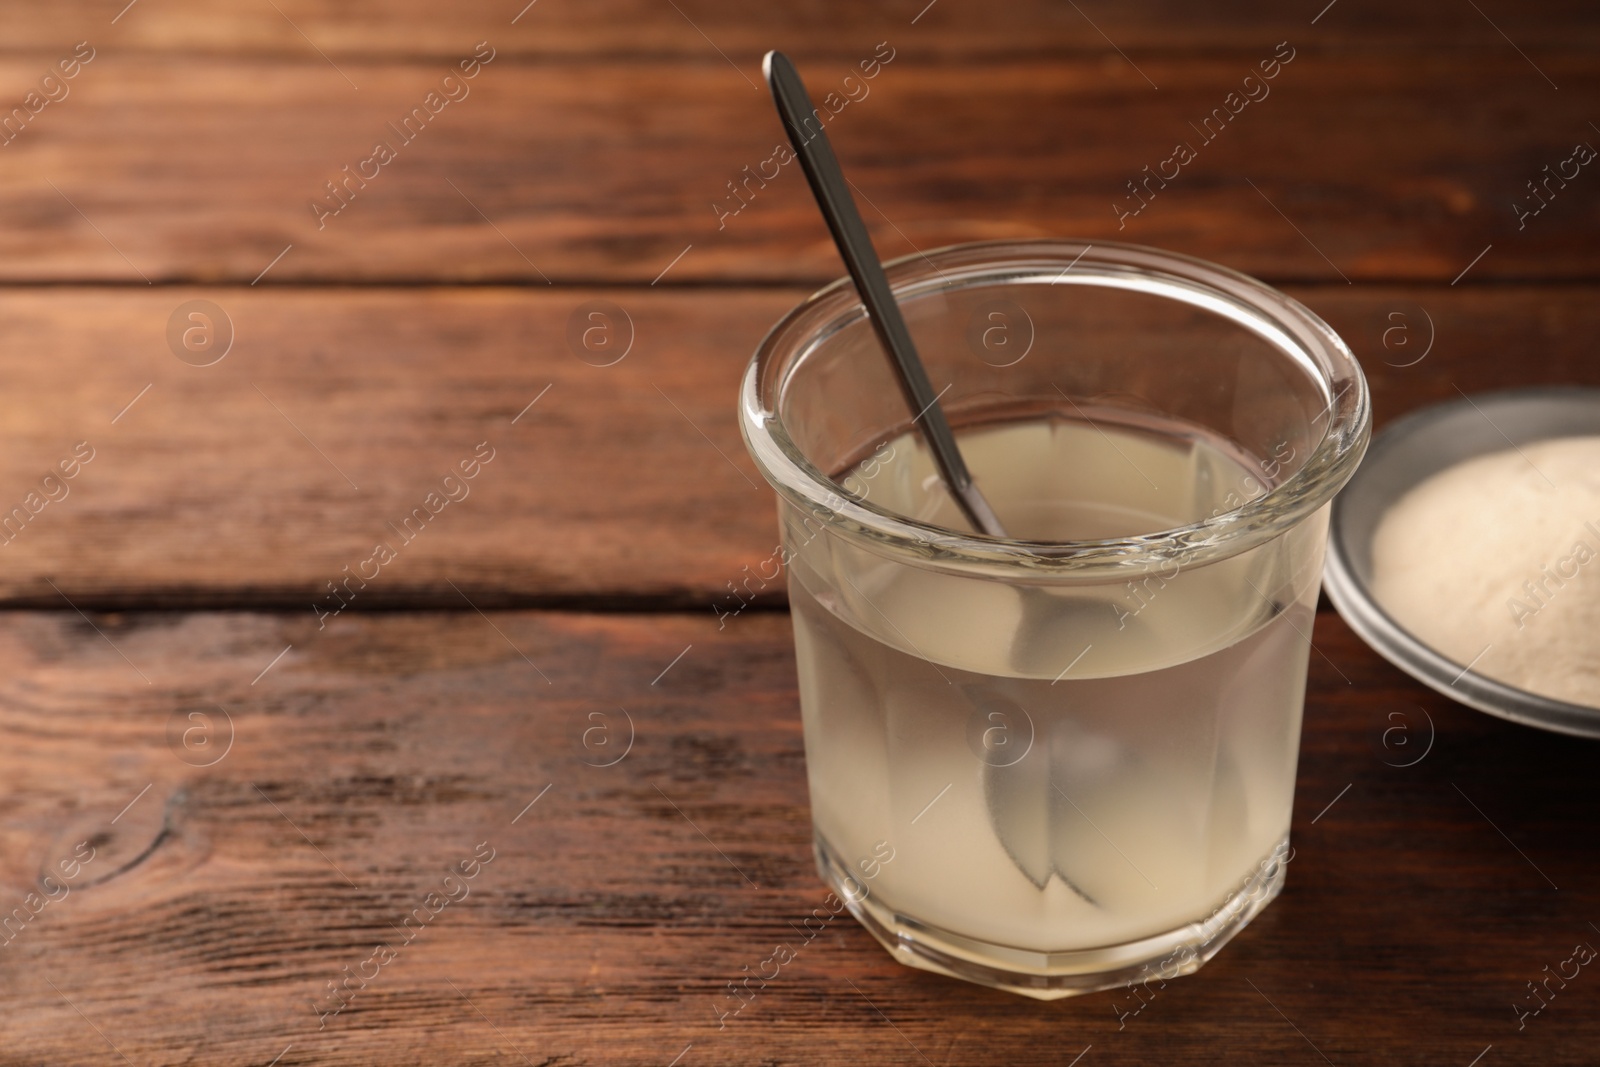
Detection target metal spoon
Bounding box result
[763,50,1007,538]
[765,54,1126,907]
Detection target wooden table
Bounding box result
[1,2,1597,1063]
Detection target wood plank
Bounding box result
[0,54,1596,284]
[1,0,1595,58]
[0,607,1595,1064]
[1,285,1596,608]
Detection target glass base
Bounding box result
[817,833,1288,1001]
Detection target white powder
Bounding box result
[1369,435,1600,709]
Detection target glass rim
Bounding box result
[739,239,1371,579]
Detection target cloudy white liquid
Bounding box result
[787,416,1319,951]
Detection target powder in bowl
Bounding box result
[1368,435,1600,709]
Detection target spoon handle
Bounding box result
[763,50,1008,539]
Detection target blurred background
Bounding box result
[0,0,1595,607]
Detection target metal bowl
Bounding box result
[1323,386,1600,738]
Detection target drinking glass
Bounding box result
[739,240,1369,999]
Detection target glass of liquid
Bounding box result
[739,240,1369,999]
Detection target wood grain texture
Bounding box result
[0,54,1596,284]
[0,607,1595,1065]
[0,285,1595,608]
[0,0,1594,1063]
[1,0,1596,58]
